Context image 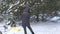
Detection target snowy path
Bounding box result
[0,22,60,34]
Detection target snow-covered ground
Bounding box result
[0,21,60,34]
[49,16,60,22]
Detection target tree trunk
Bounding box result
[36,14,39,22]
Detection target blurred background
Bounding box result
[0,0,60,23]
[0,0,60,34]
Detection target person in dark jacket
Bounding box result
[22,6,34,34]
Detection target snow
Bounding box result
[48,16,60,22]
[0,22,60,34]
[50,16,60,20]
[0,16,60,34]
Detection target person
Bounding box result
[7,18,16,27]
[22,6,34,34]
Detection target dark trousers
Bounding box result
[23,25,34,34]
[0,31,2,34]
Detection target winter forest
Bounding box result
[0,0,60,34]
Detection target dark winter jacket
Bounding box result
[22,6,30,27]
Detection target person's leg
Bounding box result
[0,31,2,34]
[27,25,34,34]
[23,26,27,34]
